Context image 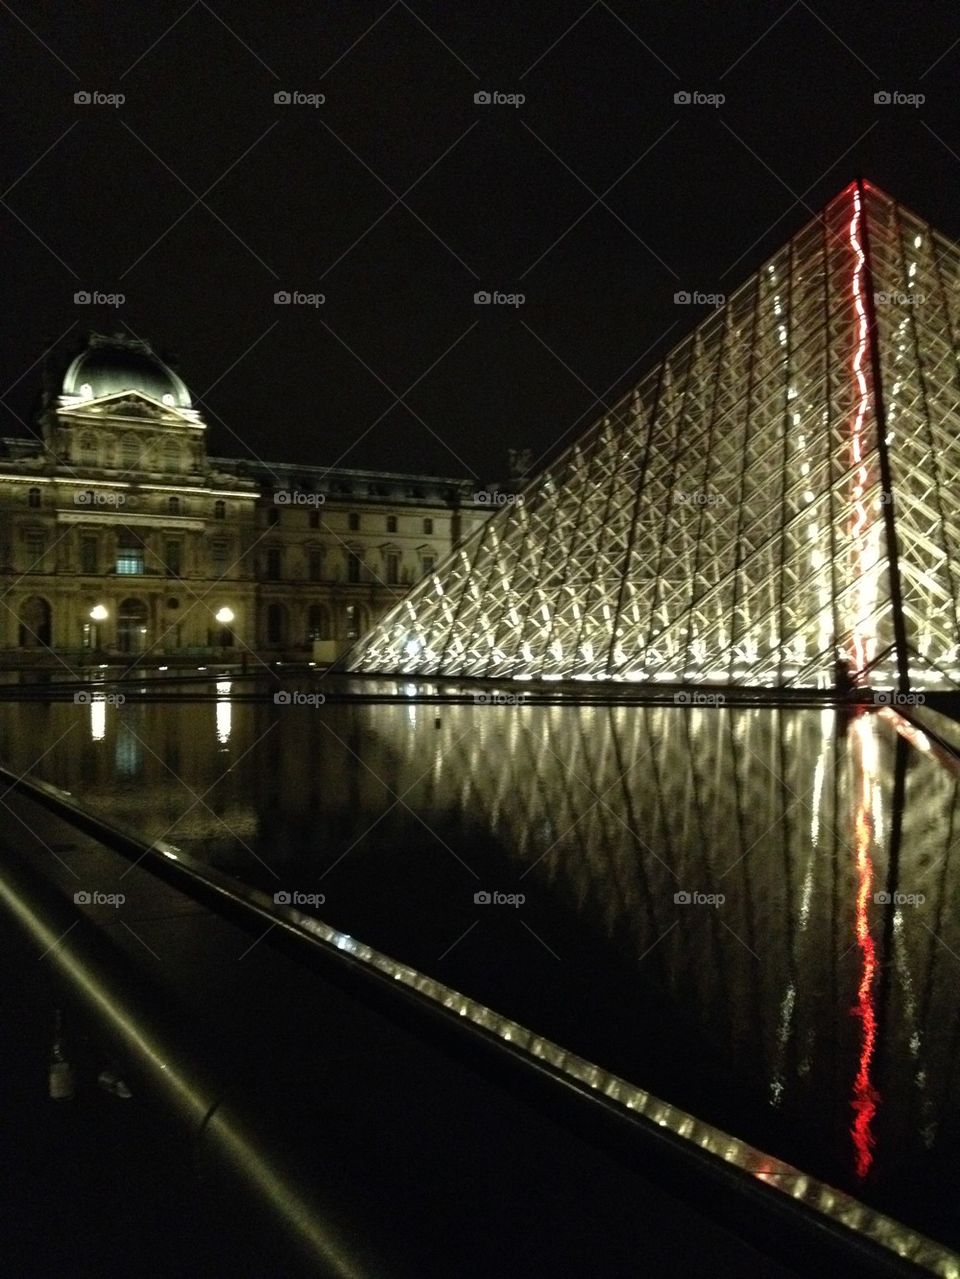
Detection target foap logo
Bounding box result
[874,291,926,306]
[274,890,326,907]
[473,489,524,506]
[873,690,926,706]
[473,690,527,706]
[674,290,725,307]
[74,290,125,308]
[673,490,725,506]
[474,290,526,308]
[274,290,325,307]
[274,489,325,508]
[674,90,725,107]
[474,889,526,907]
[673,691,726,706]
[74,691,126,706]
[874,90,925,107]
[274,90,325,107]
[74,90,125,108]
[474,90,525,107]
[74,890,125,907]
[74,489,126,507]
[273,690,326,707]
[674,889,725,907]
[875,891,925,906]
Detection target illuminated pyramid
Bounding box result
[345,182,960,689]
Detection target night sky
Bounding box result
[3,2,958,483]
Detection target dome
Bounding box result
[62,333,192,408]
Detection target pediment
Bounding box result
[58,389,197,426]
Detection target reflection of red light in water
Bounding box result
[850,718,880,1178]
[848,188,872,678]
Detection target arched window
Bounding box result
[214,500,226,520]
[307,604,331,641]
[27,487,41,509]
[168,496,181,515]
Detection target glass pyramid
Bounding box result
[345,182,960,689]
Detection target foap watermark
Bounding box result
[873,690,925,706]
[874,90,925,108]
[673,490,725,506]
[74,890,125,907]
[473,489,524,506]
[273,690,326,707]
[674,90,725,107]
[473,690,527,706]
[274,890,326,907]
[74,290,125,308]
[74,90,125,108]
[74,489,126,507]
[474,889,526,907]
[274,489,325,507]
[274,90,325,107]
[474,290,525,308]
[674,691,726,706]
[875,891,925,906]
[74,691,126,706]
[674,290,725,307]
[474,90,525,107]
[674,890,725,907]
[274,290,325,307]
[874,291,926,306]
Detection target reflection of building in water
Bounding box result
[6,695,960,1188]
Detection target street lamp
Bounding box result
[214,606,235,652]
[88,604,108,650]
[214,607,234,625]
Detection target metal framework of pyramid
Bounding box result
[345,182,960,689]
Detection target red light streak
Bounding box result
[848,188,872,678]
[850,717,880,1179]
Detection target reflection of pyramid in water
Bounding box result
[346,182,960,687]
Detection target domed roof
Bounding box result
[62,333,192,408]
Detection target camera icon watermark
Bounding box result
[874,890,925,906]
[474,889,525,907]
[273,890,326,906]
[74,290,125,308]
[274,489,325,507]
[74,890,125,907]
[874,90,924,107]
[274,290,325,307]
[74,489,126,507]
[74,90,125,108]
[872,690,925,706]
[274,90,325,107]
[474,290,525,308]
[673,691,726,706]
[474,90,525,107]
[74,691,126,706]
[674,90,724,107]
[673,889,725,906]
[273,690,326,707]
[673,290,725,307]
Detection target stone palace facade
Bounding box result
[0,332,491,664]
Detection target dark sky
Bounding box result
[3,2,958,483]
